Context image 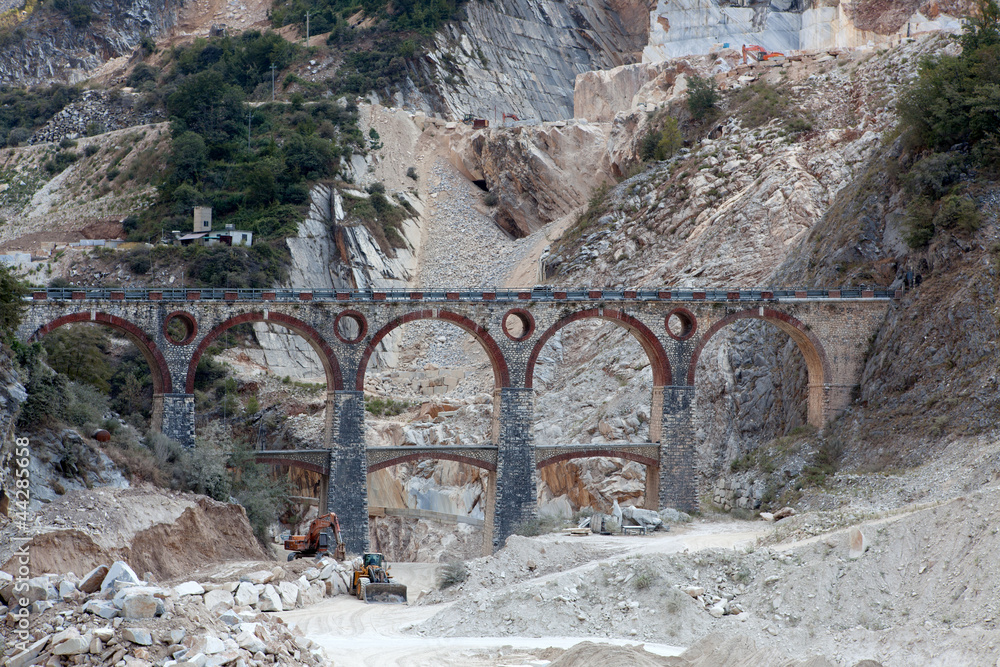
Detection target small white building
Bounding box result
[219,224,252,247]
[194,206,212,233]
[184,208,252,247]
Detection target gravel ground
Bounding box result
[396,158,537,371]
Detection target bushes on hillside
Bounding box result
[686,75,718,120]
[0,84,80,145]
[175,425,289,544]
[897,0,999,247]
[0,265,27,342]
[639,116,682,161]
[53,0,96,27]
[897,1,1000,153]
[272,0,464,36]
[332,37,412,95]
[126,31,366,257]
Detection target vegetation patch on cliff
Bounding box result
[896,1,999,247]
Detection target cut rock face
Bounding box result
[100,561,140,593]
[78,565,108,594]
[204,589,235,611]
[175,581,205,597]
[848,527,868,559]
[234,581,259,607]
[121,592,160,619]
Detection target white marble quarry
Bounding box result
[642,0,964,61]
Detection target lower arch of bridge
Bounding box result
[536,450,658,470]
[687,308,830,427]
[356,309,510,390]
[255,457,328,476]
[524,308,672,388]
[535,451,661,511]
[29,312,171,395]
[368,453,497,473]
[186,312,344,393]
[367,453,496,557]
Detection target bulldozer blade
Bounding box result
[363,583,407,604]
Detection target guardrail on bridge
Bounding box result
[29,286,900,303]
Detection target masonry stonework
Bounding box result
[18,290,895,552]
[326,390,368,555]
[659,386,697,512]
[492,387,537,550]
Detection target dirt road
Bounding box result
[282,521,765,666]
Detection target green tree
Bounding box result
[962,0,1000,51]
[169,131,208,183]
[283,133,336,179]
[54,0,96,28]
[0,266,27,343]
[41,325,113,392]
[230,442,288,543]
[898,0,1000,152]
[896,0,998,247]
[170,183,205,215]
[167,70,246,149]
[178,435,232,499]
[686,75,719,120]
[654,117,682,160]
[17,359,70,428]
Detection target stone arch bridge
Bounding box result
[18,286,897,554]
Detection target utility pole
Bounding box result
[271,63,276,102]
[305,11,310,44]
[247,110,252,150]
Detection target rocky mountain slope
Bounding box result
[3,0,1000,662]
[0,0,185,86]
[0,0,993,569]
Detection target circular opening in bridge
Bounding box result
[665,308,696,341]
[164,311,197,346]
[502,309,535,341]
[334,310,368,344]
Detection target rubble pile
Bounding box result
[29,90,163,146]
[0,558,359,667]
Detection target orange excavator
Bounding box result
[284,513,346,561]
[742,44,784,64]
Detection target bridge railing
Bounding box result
[30,286,899,302]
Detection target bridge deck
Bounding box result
[30,286,897,303]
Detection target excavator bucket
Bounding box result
[361,582,408,604]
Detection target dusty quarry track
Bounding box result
[282,523,765,666]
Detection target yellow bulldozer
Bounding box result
[350,552,407,603]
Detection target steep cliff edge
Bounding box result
[410,0,652,121]
[444,119,632,236]
[0,0,185,86]
[774,138,1000,468]
[643,0,967,61]
[540,35,962,490]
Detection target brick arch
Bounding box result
[254,455,327,476]
[368,452,497,473]
[525,308,671,388]
[187,312,343,393]
[687,308,830,427]
[536,449,659,470]
[29,312,171,395]
[356,309,510,390]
